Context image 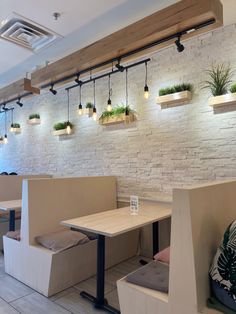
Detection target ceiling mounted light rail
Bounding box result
[31,0,223,89]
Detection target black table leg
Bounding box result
[153,221,159,256]
[9,210,15,232]
[80,234,120,314]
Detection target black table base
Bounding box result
[81,234,120,314]
[9,209,15,232]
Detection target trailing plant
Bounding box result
[53,121,73,131]
[159,83,193,96]
[85,102,93,109]
[11,123,20,128]
[29,114,40,120]
[202,63,234,96]
[100,105,133,120]
[230,83,236,94]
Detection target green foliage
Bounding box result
[159,83,193,96]
[11,123,20,128]
[29,113,40,120]
[203,63,233,96]
[53,121,73,131]
[100,105,132,120]
[230,83,236,94]
[85,102,93,108]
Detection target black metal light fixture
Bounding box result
[66,90,72,134]
[4,111,8,144]
[92,80,97,121]
[107,74,112,112]
[144,61,149,99]
[125,68,129,116]
[175,35,185,53]
[75,74,83,86]
[49,83,57,95]
[116,58,125,72]
[16,98,23,107]
[78,84,83,116]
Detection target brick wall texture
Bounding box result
[1,24,236,202]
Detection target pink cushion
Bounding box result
[6,230,21,241]
[154,246,170,264]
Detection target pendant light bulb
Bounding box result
[10,124,14,133]
[78,85,83,116]
[92,107,97,121]
[144,85,149,99]
[78,103,83,115]
[66,123,72,135]
[107,99,112,112]
[4,134,8,144]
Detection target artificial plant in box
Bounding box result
[157,83,193,108]
[10,123,21,134]
[53,121,74,136]
[84,102,94,117]
[230,83,236,94]
[28,113,41,125]
[203,63,236,108]
[99,105,135,125]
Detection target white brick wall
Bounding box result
[1,24,236,202]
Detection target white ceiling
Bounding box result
[0,0,235,87]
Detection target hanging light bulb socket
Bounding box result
[78,85,83,115]
[144,62,150,99]
[107,75,112,112]
[125,68,129,116]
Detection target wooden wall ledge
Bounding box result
[0,78,40,105]
[31,0,223,88]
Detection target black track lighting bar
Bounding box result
[66,58,151,91]
[0,92,31,107]
[43,18,215,91]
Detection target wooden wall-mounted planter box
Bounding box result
[99,113,135,125]
[157,91,192,108]
[27,118,41,125]
[10,128,21,134]
[52,129,74,136]
[209,93,236,108]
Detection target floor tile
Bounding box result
[0,275,33,302]
[55,290,107,314]
[11,292,70,314]
[105,289,120,310]
[74,275,115,296]
[50,287,77,302]
[0,298,19,314]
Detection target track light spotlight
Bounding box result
[175,36,185,53]
[116,59,124,72]
[16,98,23,107]
[49,84,57,95]
[75,74,83,86]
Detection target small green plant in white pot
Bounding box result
[10,123,21,134]
[157,83,193,108]
[52,121,74,136]
[28,114,41,125]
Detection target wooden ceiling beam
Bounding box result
[0,78,40,105]
[31,0,223,88]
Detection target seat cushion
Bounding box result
[126,260,169,293]
[35,229,90,253]
[6,230,21,241]
[154,246,170,264]
[209,220,236,310]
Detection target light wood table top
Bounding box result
[61,201,171,237]
[0,199,22,212]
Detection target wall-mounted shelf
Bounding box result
[157,91,192,109]
[10,128,21,134]
[99,113,136,126]
[209,93,236,108]
[52,129,74,136]
[27,118,41,125]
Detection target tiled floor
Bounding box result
[0,254,148,314]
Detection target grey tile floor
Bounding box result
[0,254,147,314]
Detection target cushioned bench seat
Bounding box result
[126,261,169,293]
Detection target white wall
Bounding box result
[1,24,236,202]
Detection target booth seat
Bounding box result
[0,175,51,250]
[117,180,236,314]
[3,176,139,297]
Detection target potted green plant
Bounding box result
[52,121,74,136]
[203,63,236,108]
[99,105,136,125]
[85,102,94,117]
[10,123,21,134]
[28,113,41,125]
[157,83,193,108]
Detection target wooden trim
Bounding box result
[31,0,223,88]
[209,93,236,108]
[0,78,40,104]
[157,91,192,108]
[10,127,21,134]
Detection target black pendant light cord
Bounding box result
[67,89,70,123]
[93,80,96,108]
[108,75,112,99]
[125,68,129,115]
[79,85,82,105]
[5,111,7,136]
[11,109,14,126]
[145,62,148,86]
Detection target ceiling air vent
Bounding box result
[0,13,62,52]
